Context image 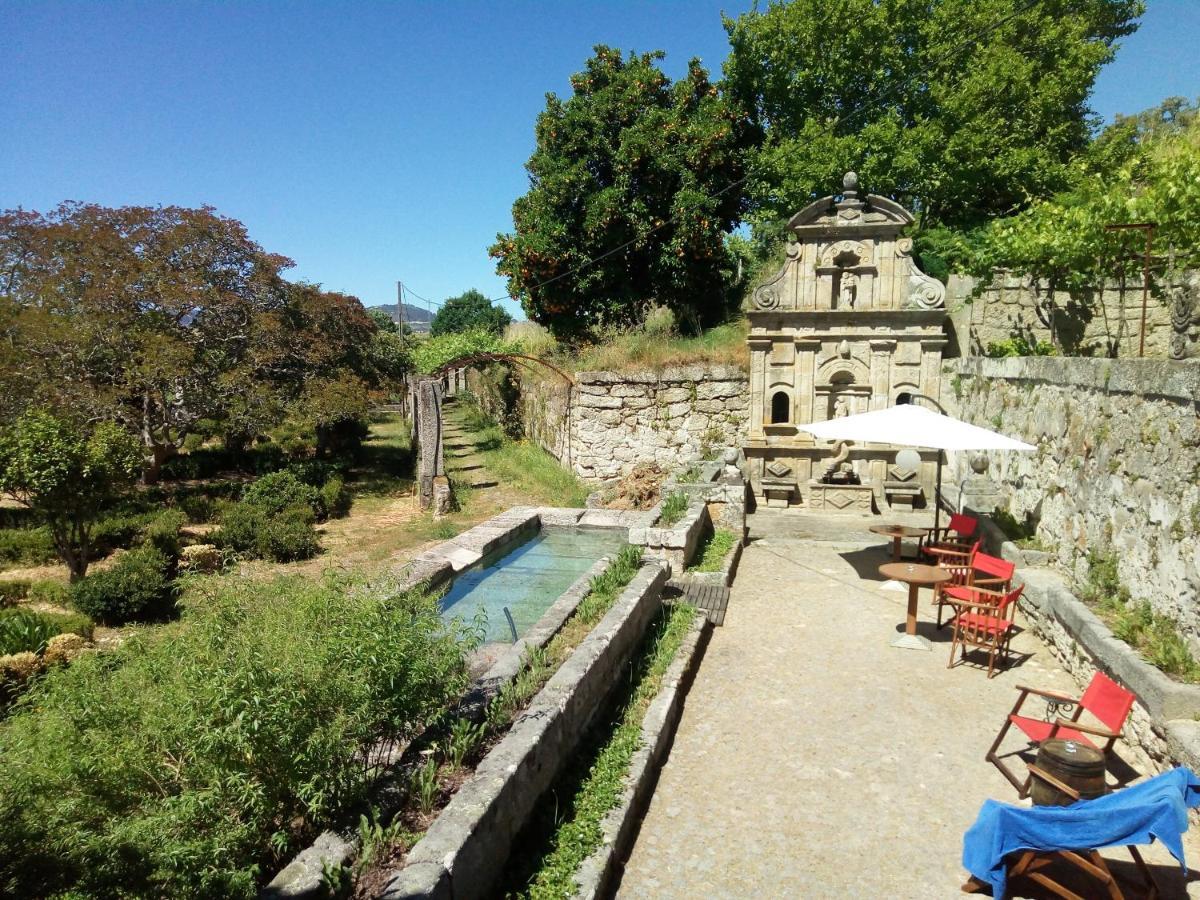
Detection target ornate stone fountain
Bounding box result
[743,172,948,512]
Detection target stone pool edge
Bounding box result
[263,506,631,899]
[379,560,670,900]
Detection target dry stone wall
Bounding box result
[471,365,749,482]
[943,356,1200,641]
[946,272,1193,359]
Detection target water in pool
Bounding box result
[439,528,627,643]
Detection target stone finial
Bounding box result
[842,171,859,194]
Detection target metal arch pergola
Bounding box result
[428,351,575,386]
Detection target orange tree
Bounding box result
[490,46,753,339]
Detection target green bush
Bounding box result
[218,502,319,563]
[319,475,352,519]
[0,573,476,898]
[242,470,321,518]
[0,527,57,567]
[985,336,1057,358]
[0,608,92,655]
[91,511,158,556]
[69,546,174,625]
[140,510,187,560]
[0,580,32,606]
[27,580,68,606]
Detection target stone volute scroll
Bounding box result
[742,171,949,513]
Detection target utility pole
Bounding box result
[396,280,405,334]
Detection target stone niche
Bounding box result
[743,172,947,512]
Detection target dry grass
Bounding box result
[565,319,748,374]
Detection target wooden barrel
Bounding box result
[1030,738,1107,807]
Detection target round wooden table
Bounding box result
[878,561,951,651]
[869,524,929,562]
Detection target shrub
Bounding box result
[985,336,1057,358]
[0,573,476,898]
[0,527,57,567]
[0,608,92,655]
[91,511,158,556]
[27,580,68,606]
[140,510,187,560]
[69,546,174,625]
[287,459,346,488]
[217,502,319,563]
[242,470,321,518]
[261,505,320,562]
[0,609,61,655]
[319,475,352,519]
[0,580,31,606]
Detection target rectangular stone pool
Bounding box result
[440,527,627,642]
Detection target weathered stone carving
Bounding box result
[1169,276,1199,360]
[743,172,947,510]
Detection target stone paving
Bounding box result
[616,513,1200,899]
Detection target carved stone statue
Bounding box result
[838,272,858,309]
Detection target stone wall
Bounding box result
[946,271,1195,359]
[470,365,749,482]
[943,356,1200,640]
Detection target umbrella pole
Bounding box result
[934,451,943,533]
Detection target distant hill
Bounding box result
[367,303,433,332]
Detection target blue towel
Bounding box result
[963,766,1200,898]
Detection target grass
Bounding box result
[567,319,748,373]
[1080,550,1200,683]
[500,601,696,899]
[688,528,736,573]
[657,492,690,527]
[451,399,590,508]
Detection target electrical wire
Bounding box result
[403,0,1043,309]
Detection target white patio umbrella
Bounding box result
[796,402,1035,530]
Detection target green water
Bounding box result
[439,528,627,642]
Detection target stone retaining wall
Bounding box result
[943,357,1200,642]
[470,365,749,482]
[946,271,1190,359]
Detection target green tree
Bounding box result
[0,207,408,475]
[0,411,142,580]
[966,107,1200,354]
[723,0,1142,234]
[490,46,754,338]
[430,289,513,336]
[367,307,399,333]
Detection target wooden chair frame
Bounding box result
[986,674,1133,797]
[943,583,1024,678]
[934,547,1014,629]
[920,513,979,560]
[962,767,1159,900]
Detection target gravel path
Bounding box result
[616,521,1200,899]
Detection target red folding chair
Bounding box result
[934,550,1016,629]
[943,583,1024,678]
[986,671,1136,796]
[920,512,979,563]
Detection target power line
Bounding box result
[404,0,1043,311]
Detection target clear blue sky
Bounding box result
[2,1,1196,320]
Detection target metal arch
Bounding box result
[429,352,575,385]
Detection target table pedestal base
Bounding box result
[890,632,932,651]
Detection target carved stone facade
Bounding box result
[743,173,947,512]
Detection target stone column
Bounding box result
[415,378,446,510]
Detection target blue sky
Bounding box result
[2,1,1197,320]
